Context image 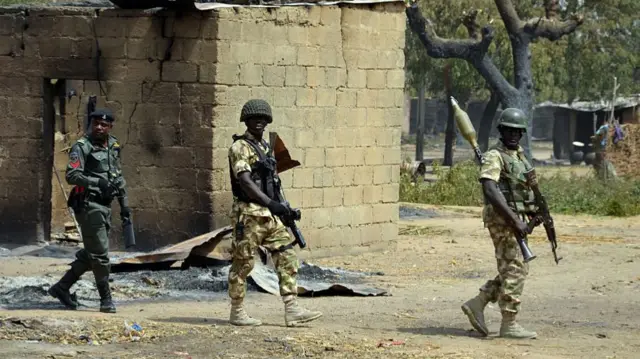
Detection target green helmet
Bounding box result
[497,108,527,131]
[240,99,272,123]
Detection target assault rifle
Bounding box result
[524,170,561,264]
[450,96,560,264]
[107,177,137,250]
[269,132,306,250]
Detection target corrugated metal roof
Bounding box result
[193,0,403,10]
[535,94,640,112]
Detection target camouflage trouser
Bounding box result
[479,222,529,313]
[228,213,298,300]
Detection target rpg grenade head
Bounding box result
[240,99,273,123]
[497,108,527,132]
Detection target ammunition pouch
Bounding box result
[497,182,536,213]
[229,135,281,204]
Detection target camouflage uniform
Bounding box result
[461,108,537,339]
[227,99,322,327]
[477,141,533,314]
[228,132,299,300]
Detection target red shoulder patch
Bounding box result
[70,160,80,169]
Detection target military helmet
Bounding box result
[89,108,115,123]
[240,99,272,123]
[497,108,527,131]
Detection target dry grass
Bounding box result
[607,123,640,178]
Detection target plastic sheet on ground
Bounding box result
[249,261,389,297]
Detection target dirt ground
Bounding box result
[1,203,639,359]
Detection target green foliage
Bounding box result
[401,162,640,217]
[400,161,483,207]
[405,0,640,105]
[561,0,640,101]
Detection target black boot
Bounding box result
[48,262,85,310]
[93,264,116,313]
[96,279,116,313]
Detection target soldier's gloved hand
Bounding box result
[513,219,529,238]
[120,206,132,220]
[267,200,290,216]
[97,178,111,193]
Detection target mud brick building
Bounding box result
[0,1,406,257]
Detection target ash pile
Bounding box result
[0,227,389,310]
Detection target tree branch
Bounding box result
[405,1,518,106]
[494,0,522,35]
[406,2,493,60]
[523,14,585,41]
[471,54,519,100]
[461,9,481,40]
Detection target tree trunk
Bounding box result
[443,64,455,166]
[506,34,535,161]
[478,91,500,151]
[415,85,426,161]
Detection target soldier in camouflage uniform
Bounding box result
[461,108,537,339]
[48,108,129,314]
[227,99,322,327]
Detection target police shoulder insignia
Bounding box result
[69,151,81,169]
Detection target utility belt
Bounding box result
[87,193,113,207]
[68,186,112,212]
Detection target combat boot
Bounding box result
[95,279,116,313]
[461,291,490,336]
[229,299,262,326]
[48,268,81,310]
[499,311,537,339]
[283,295,322,327]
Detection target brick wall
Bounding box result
[0,3,406,256]
[210,4,406,257]
[0,7,217,248]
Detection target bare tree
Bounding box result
[406,0,584,160]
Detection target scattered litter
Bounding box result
[124,321,145,341]
[377,339,405,348]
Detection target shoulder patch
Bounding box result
[69,151,81,169]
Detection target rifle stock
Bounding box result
[117,195,136,249]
